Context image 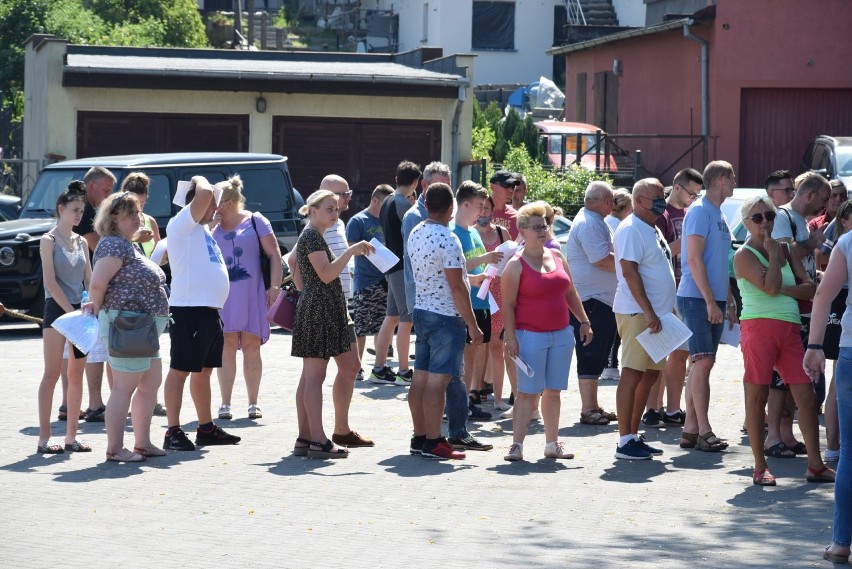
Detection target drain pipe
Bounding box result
[451,85,465,185]
[683,19,708,165]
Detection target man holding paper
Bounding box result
[612,179,677,460]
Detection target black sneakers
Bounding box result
[196,425,241,446]
[369,366,398,385]
[468,403,491,421]
[163,428,196,451]
[662,409,686,425]
[448,435,493,451]
[641,408,664,428]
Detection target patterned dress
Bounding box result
[291,228,351,359]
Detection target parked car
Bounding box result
[536,120,621,172]
[0,195,21,221]
[801,135,852,189]
[0,153,303,317]
[553,214,572,257]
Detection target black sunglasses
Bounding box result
[748,211,777,224]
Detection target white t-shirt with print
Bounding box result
[407,220,467,317]
[324,219,352,301]
[772,205,817,280]
[166,205,230,308]
[613,214,676,316]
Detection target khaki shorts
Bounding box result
[615,313,666,373]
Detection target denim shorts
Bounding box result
[677,296,725,360]
[98,310,170,373]
[412,309,466,376]
[515,325,575,393]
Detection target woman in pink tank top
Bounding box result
[501,202,593,462]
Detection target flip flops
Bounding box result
[823,546,850,564]
[807,466,836,483]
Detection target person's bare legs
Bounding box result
[578,377,601,414]
[37,329,65,444]
[85,362,105,411]
[164,368,189,428]
[646,375,663,412]
[683,357,714,435]
[372,316,399,369]
[64,344,86,445]
[409,369,427,435]
[302,358,332,444]
[489,339,507,405]
[512,392,536,443]
[396,321,413,368]
[504,352,518,399]
[105,369,143,457]
[765,388,787,448]
[332,346,360,436]
[470,343,489,394]
[356,336,367,360]
[189,368,215,425]
[241,333,263,407]
[664,349,688,412]
[217,332,239,407]
[744,382,770,472]
[423,372,451,439]
[60,358,69,413]
[541,389,562,442]
[295,370,310,440]
[618,368,660,436]
[131,359,162,452]
[789,383,830,473]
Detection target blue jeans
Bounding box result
[445,376,470,439]
[677,296,725,358]
[834,348,852,547]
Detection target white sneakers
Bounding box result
[217,404,232,420]
[544,441,574,459]
[504,442,523,461]
[600,367,620,381]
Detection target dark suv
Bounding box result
[801,135,852,188]
[0,153,303,316]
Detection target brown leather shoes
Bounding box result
[331,430,375,448]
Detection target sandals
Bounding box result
[680,432,698,449]
[64,440,92,453]
[824,545,850,564]
[788,442,807,455]
[106,448,146,463]
[695,431,728,452]
[580,410,610,425]
[807,465,836,483]
[57,405,84,422]
[248,404,263,419]
[307,439,349,460]
[37,441,65,454]
[293,437,311,457]
[752,467,777,486]
[764,442,796,459]
[83,406,106,423]
[133,446,166,457]
[594,407,617,421]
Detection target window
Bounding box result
[472,1,515,51]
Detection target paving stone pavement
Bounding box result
[0,321,838,569]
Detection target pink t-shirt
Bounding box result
[492,205,519,240]
[515,249,572,332]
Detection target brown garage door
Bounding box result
[739,89,852,186]
[77,112,249,158]
[273,117,442,214]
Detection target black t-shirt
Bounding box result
[73,202,97,257]
[380,193,407,274]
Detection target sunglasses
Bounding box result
[748,211,777,224]
[334,191,353,199]
[524,224,550,233]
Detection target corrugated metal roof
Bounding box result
[65,52,468,88]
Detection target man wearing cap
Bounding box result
[163,176,240,451]
[489,171,519,240]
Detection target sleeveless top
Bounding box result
[139,214,156,257]
[737,244,799,324]
[44,232,86,303]
[515,248,572,332]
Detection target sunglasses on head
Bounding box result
[748,211,776,224]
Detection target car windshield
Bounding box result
[837,148,852,177]
[22,169,90,218]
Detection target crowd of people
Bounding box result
[31,158,850,564]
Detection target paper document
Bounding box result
[512,354,534,377]
[636,312,694,363]
[52,310,100,355]
[366,238,400,273]
[488,291,499,315]
[151,238,168,265]
[173,180,223,207]
[720,322,740,347]
[488,240,523,277]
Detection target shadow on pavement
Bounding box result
[486,459,579,475]
[600,458,668,482]
[1,453,72,473]
[377,454,475,477]
[51,450,209,482]
[262,455,369,477]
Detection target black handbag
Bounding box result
[108,300,160,358]
[251,213,272,290]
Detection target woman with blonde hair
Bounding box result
[212,175,282,421]
[290,190,375,458]
[89,191,170,462]
[606,188,633,232]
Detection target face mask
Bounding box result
[650,197,667,216]
[476,215,492,227]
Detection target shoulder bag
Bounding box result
[266,282,301,331]
[251,213,272,290]
[108,300,160,358]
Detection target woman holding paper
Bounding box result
[211,175,282,421]
[733,195,832,485]
[36,181,92,454]
[502,202,593,461]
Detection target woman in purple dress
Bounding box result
[212,175,283,421]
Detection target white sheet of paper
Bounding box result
[488,291,499,314]
[636,312,694,363]
[173,180,223,207]
[366,238,400,273]
[488,240,523,277]
[512,354,534,377]
[51,310,100,355]
[150,237,168,265]
[720,322,740,347]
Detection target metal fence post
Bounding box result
[634,149,642,181]
[595,129,601,173]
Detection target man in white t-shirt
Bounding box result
[612,179,676,460]
[406,183,483,460]
[163,176,239,451]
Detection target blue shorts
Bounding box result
[412,309,466,377]
[515,325,575,393]
[677,296,725,361]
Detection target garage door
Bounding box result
[77,112,249,158]
[273,117,442,215]
[739,89,852,186]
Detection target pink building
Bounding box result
[550,0,852,186]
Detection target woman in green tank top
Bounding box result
[121,172,160,258]
[733,195,833,486]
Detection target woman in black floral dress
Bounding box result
[290,190,375,459]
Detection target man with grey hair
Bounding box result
[565,180,619,426]
[677,160,738,452]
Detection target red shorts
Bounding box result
[740,319,810,385]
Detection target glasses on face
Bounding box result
[334,191,353,199]
[748,211,777,224]
[770,186,795,194]
[678,183,699,199]
[524,224,550,233]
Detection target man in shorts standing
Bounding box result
[613,179,676,460]
[407,183,483,460]
[163,176,239,450]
